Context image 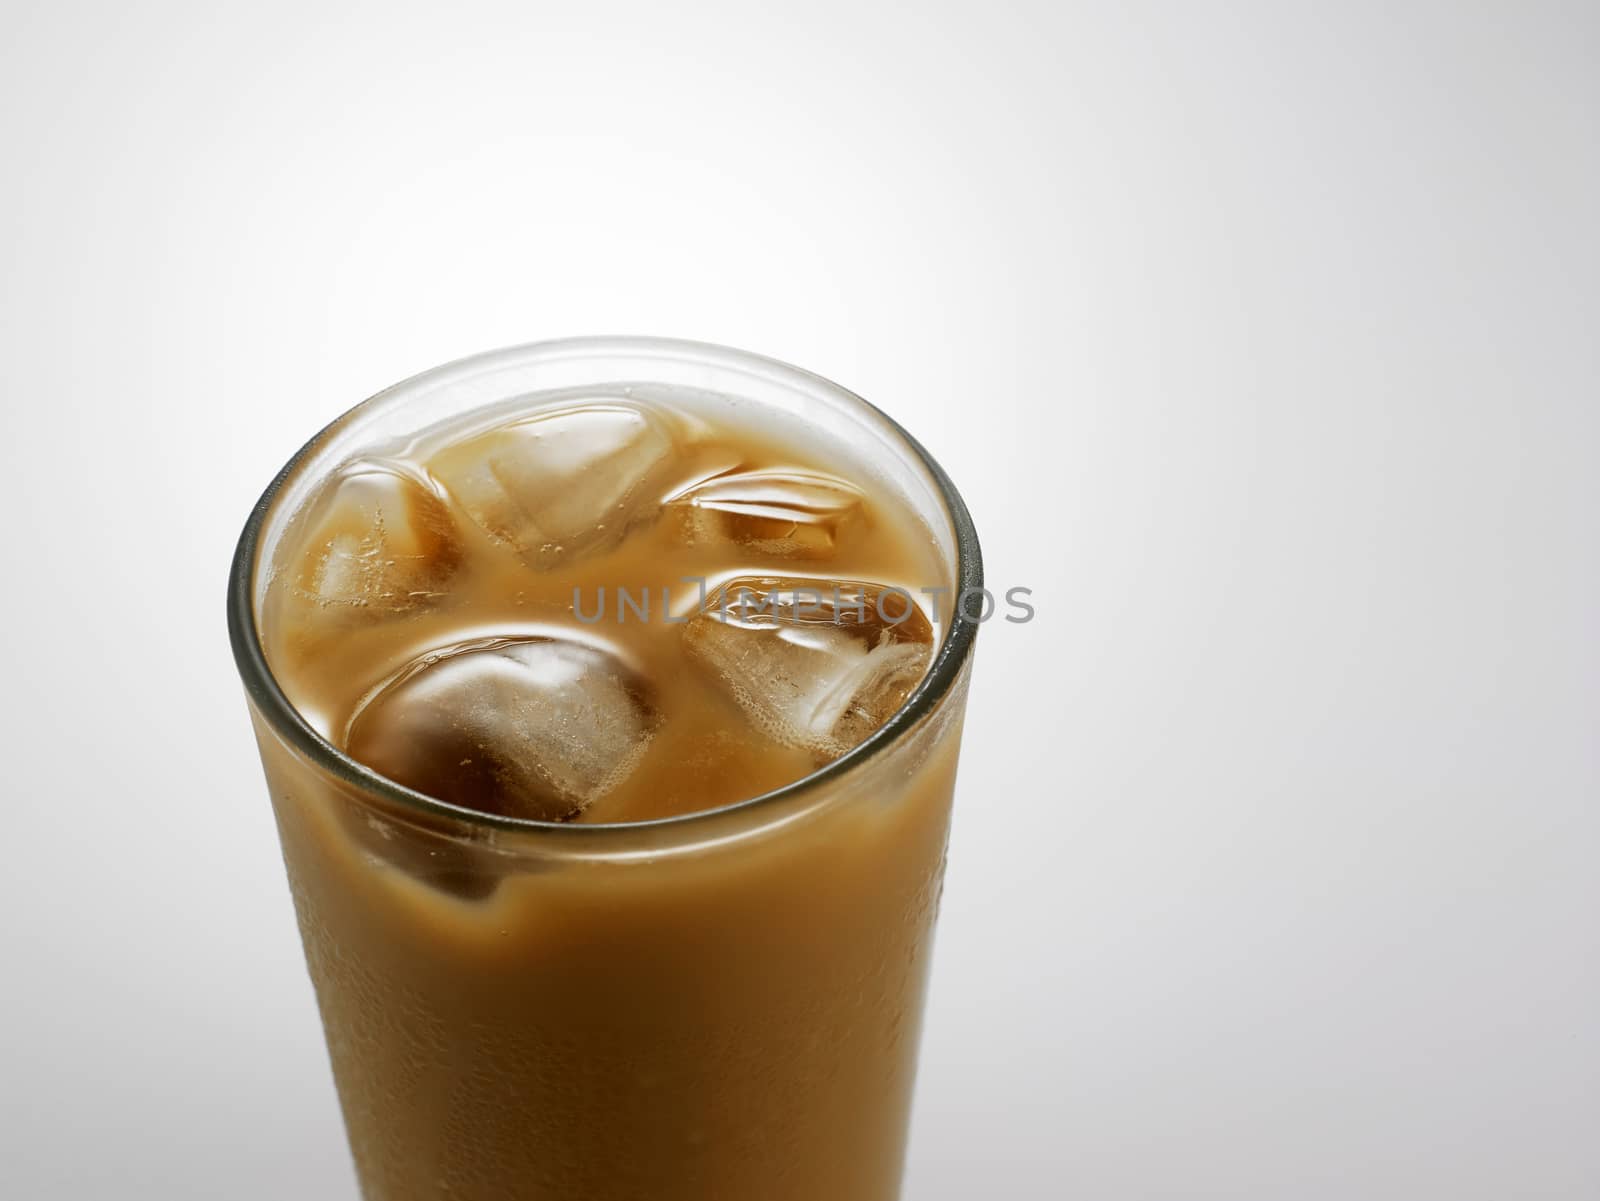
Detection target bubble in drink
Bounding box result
[345,635,659,822]
[665,468,864,558]
[429,401,678,570]
[681,576,933,759]
[289,458,460,616]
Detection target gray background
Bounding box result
[1,2,1595,1198]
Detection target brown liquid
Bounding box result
[265,390,945,824]
[251,386,971,1200]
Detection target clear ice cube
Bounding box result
[289,458,460,615]
[345,636,658,822]
[429,402,677,570]
[665,467,864,558]
[681,576,934,758]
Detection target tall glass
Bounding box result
[227,338,982,1201]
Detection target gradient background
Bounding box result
[1,2,1596,1198]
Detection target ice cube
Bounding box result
[345,636,659,822]
[429,402,678,570]
[681,576,934,758]
[665,467,864,558]
[289,458,460,615]
[339,805,505,901]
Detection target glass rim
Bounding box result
[227,335,983,841]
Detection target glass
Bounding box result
[227,337,982,1201]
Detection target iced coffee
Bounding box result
[231,341,979,1201]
